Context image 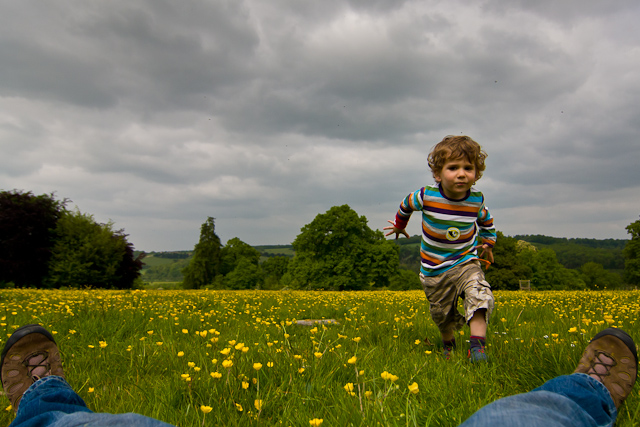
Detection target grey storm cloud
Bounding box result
[1,0,639,251]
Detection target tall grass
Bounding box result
[1,289,638,426]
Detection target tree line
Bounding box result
[178,207,639,291]
[179,206,415,291]
[3,190,639,291]
[0,190,143,289]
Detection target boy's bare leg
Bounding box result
[441,330,455,342]
[469,308,487,337]
[468,309,488,362]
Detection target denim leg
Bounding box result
[9,376,174,427]
[9,376,92,427]
[459,373,616,427]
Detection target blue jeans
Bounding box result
[10,376,175,427]
[460,373,617,427]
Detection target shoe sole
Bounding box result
[1,324,56,383]
[591,328,638,366]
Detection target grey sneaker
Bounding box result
[574,328,637,409]
[1,324,65,412]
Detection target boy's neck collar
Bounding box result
[437,183,470,201]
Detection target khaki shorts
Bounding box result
[420,260,494,335]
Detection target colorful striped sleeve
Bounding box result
[394,187,425,230]
[477,202,496,247]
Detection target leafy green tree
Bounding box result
[112,232,145,289]
[220,238,261,276]
[0,190,66,287]
[182,217,221,289]
[623,217,640,286]
[224,258,262,289]
[46,210,129,288]
[580,262,622,290]
[287,205,399,290]
[388,268,422,290]
[518,248,585,290]
[261,256,290,289]
[484,232,532,290]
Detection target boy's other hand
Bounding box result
[383,220,410,240]
[480,245,494,264]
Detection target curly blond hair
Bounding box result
[427,135,488,181]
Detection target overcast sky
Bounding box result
[2,1,639,251]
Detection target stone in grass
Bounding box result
[295,319,339,326]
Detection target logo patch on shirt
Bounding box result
[446,227,460,241]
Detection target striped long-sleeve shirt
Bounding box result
[394,183,496,276]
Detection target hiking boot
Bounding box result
[1,324,65,412]
[468,346,488,363]
[574,328,637,409]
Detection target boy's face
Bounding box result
[434,157,477,199]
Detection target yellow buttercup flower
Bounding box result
[381,371,399,382]
[314,352,323,359]
[309,418,323,426]
[200,405,212,414]
[210,372,222,379]
[235,403,243,412]
[222,359,233,369]
[242,381,249,389]
[408,382,419,394]
[220,348,231,356]
[253,362,262,371]
[352,337,361,343]
[347,356,357,364]
[177,351,184,357]
[254,399,262,411]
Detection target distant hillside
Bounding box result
[514,235,627,270]
[140,247,293,282]
[140,234,629,282]
[388,234,629,272]
[253,245,294,258]
[513,235,627,250]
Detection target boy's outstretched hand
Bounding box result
[383,220,410,240]
[479,244,494,264]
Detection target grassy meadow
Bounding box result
[1,289,639,426]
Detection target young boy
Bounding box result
[384,135,496,362]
